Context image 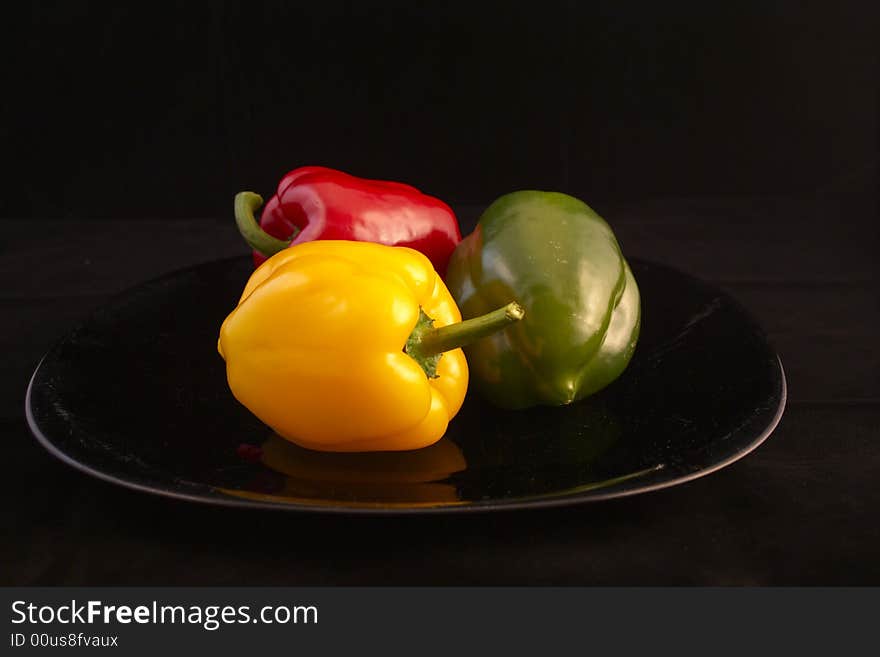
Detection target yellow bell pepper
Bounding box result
[218,240,523,452]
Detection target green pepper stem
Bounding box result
[415,302,525,356]
[234,191,296,257]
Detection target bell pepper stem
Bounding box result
[416,302,525,356]
[234,191,295,258]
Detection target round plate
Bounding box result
[26,257,785,513]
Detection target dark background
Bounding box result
[3,1,878,585]
[3,0,876,217]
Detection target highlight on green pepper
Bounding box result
[444,190,640,410]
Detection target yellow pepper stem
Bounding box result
[410,302,525,361]
[234,191,297,257]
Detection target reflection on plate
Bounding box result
[26,257,785,513]
[221,435,469,508]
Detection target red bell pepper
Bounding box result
[234,166,462,275]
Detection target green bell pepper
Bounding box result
[445,190,640,409]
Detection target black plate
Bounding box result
[26,256,785,513]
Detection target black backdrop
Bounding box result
[3,0,876,221]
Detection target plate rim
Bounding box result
[25,359,787,516]
[24,257,788,515]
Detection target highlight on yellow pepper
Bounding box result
[218,240,523,452]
